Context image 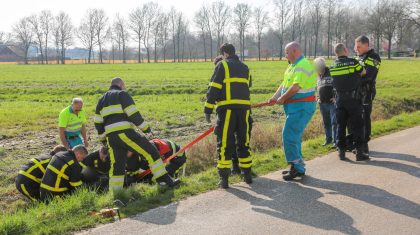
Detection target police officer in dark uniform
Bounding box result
[354,35,381,154]
[330,43,370,161]
[205,43,253,188]
[94,78,180,191]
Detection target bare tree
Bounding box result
[13,17,33,64]
[169,7,180,62]
[325,0,336,58]
[93,9,109,63]
[233,3,252,60]
[195,6,208,61]
[78,9,97,63]
[28,14,44,64]
[152,12,164,63]
[253,7,269,61]
[40,10,53,64]
[56,12,73,64]
[142,2,160,63]
[158,13,170,62]
[113,14,129,63]
[210,1,230,52]
[129,7,146,63]
[0,31,4,44]
[274,0,290,59]
[309,0,323,57]
[382,0,405,59]
[365,0,383,54]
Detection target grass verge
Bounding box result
[1,111,419,235]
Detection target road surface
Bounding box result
[81,126,420,235]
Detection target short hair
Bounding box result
[50,145,67,156]
[314,57,327,69]
[219,43,235,56]
[72,145,88,155]
[111,77,124,86]
[72,97,83,105]
[334,43,346,55]
[213,55,224,65]
[285,41,302,51]
[100,146,109,156]
[355,35,370,45]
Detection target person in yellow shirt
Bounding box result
[58,98,88,149]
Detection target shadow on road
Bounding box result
[130,201,179,225]
[301,176,420,220]
[370,151,420,165]
[227,177,361,235]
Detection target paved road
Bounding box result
[81,126,420,235]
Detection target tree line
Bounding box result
[1,0,420,64]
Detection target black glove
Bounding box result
[205,113,211,123]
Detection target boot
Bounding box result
[363,143,370,155]
[282,164,294,175]
[283,166,305,181]
[231,162,241,175]
[218,168,230,189]
[156,174,181,187]
[242,168,253,184]
[356,147,370,161]
[338,149,346,160]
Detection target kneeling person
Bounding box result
[125,139,187,187]
[16,145,67,201]
[40,145,88,201]
[81,146,110,192]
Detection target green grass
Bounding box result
[1,111,419,235]
[0,60,419,234]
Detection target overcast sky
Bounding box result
[0,0,272,33]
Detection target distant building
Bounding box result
[0,44,23,62]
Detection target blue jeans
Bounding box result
[319,102,337,144]
[282,102,316,173]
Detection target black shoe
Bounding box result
[356,147,370,161]
[231,164,241,175]
[218,168,230,189]
[363,143,370,155]
[339,150,346,160]
[282,164,294,175]
[156,174,181,187]
[242,168,253,184]
[283,167,305,181]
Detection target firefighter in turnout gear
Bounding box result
[205,43,253,188]
[125,138,187,187]
[330,43,369,161]
[39,145,88,201]
[94,78,180,191]
[80,146,110,192]
[15,145,67,201]
[354,35,381,155]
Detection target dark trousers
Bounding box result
[336,97,365,150]
[319,102,337,144]
[107,129,167,190]
[363,101,373,143]
[215,109,253,169]
[15,175,40,201]
[81,167,109,192]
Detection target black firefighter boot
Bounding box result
[218,168,231,189]
[242,168,253,184]
[156,173,181,187]
[338,149,346,161]
[356,146,370,161]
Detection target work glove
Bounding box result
[205,113,212,123]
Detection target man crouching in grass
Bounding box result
[39,145,88,202]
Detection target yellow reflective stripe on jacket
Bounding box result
[69,181,82,187]
[20,184,36,201]
[19,170,42,183]
[222,60,230,79]
[40,183,68,192]
[28,158,49,174]
[209,82,222,89]
[216,99,251,107]
[224,78,249,84]
[94,114,104,124]
[100,104,124,117]
[105,121,133,134]
[124,104,138,117]
[205,102,215,109]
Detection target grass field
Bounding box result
[0,60,419,234]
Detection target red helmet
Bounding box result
[151,139,171,156]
